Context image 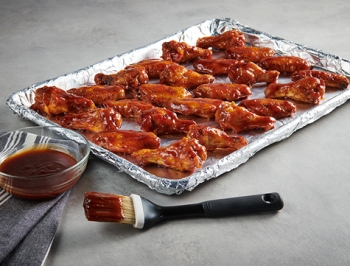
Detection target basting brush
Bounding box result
[83,191,283,229]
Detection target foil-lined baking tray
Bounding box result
[6,18,350,195]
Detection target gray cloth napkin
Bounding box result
[0,130,72,266]
[0,189,70,266]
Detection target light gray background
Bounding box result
[1,1,350,265]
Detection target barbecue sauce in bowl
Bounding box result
[0,148,77,177]
[0,146,79,200]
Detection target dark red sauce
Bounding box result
[0,147,79,200]
[83,192,125,222]
[0,148,76,177]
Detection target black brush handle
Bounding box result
[202,192,283,217]
[141,192,283,229]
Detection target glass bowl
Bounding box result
[0,126,90,200]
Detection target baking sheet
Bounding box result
[6,18,350,195]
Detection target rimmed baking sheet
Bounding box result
[6,18,350,195]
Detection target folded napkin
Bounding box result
[0,130,73,265]
[0,189,70,266]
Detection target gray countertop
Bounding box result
[1,1,350,265]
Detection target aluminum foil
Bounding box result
[6,18,350,195]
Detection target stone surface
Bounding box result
[1,1,350,265]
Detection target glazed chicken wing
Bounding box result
[196,29,246,50]
[67,85,125,105]
[225,46,275,63]
[87,130,160,154]
[187,125,247,151]
[291,70,350,90]
[131,137,207,172]
[228,61,279,86]
[137,107,196,135]
[162,97,223,118]
[135,84,192,106]
[161,40,212,63]
[160,63,215,89]
[193,83,251,101]
[52,107,122,133]
[259,56,311,73]
[239,98,296,119]
[30,86,96,116]
[215,102,276,133]
[103,99,154,118]
[193,59,239,75]
[125,59,176,78]
[94,66,149,89]
[264,77,325,105]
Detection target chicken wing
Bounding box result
[291,70,350,90]
[225,46,275,63]
[239,98,296,119]
[94,66,149,89]
[131,137,207,172]
[103,99,154,118]
[125,59,176,78]
[67,85,125,105]
[87,130,160,154]
[264,77,325,105]
[135,83,192,106]
[193,59,239,75]
[160,63,215,89]
[162,98,223,118]
[52,107,122,133]
[259,56,311,73]
[193,83,251,101]
[30,86,96,116]
[137,107,196,135]
[228,61,279,86]
[187,125,247,151]
[215,102,276,133]
[161,40,212,63]
[196,29,246,50]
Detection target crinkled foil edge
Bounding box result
[6,18,350,195]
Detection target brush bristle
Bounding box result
[83,192,136,225]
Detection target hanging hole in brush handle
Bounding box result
[262,193,277,204]
[202,192,284,218]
